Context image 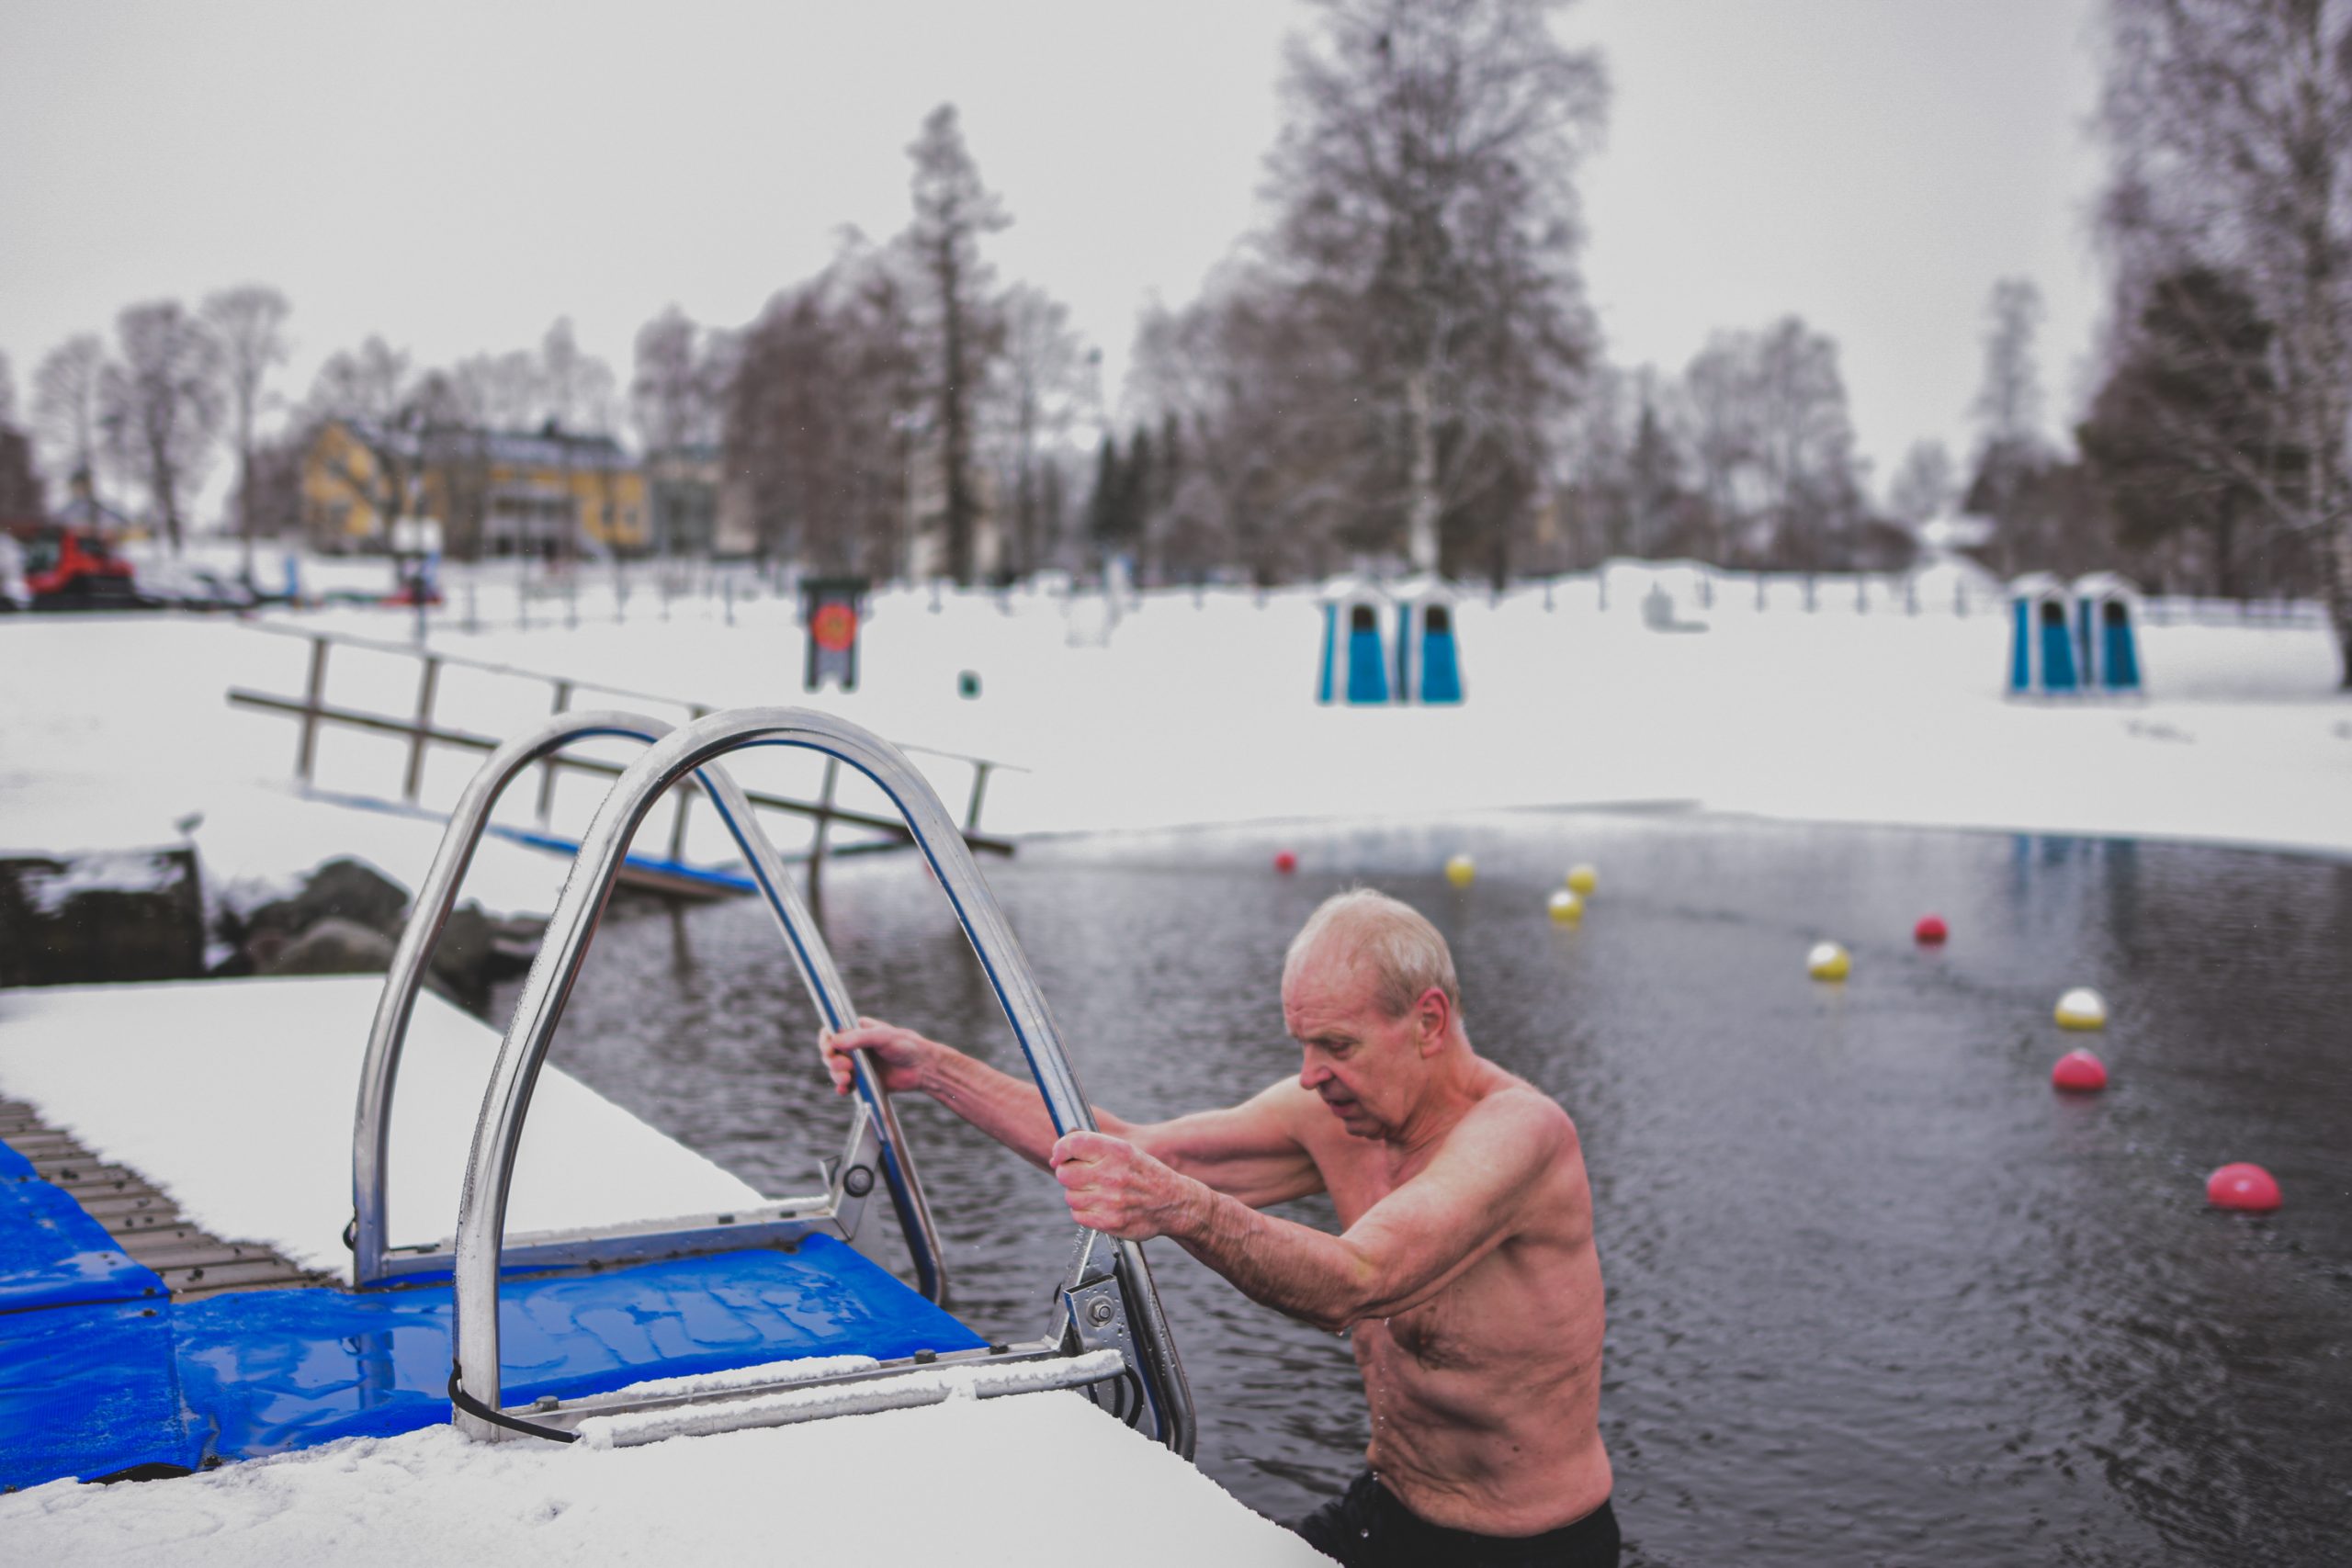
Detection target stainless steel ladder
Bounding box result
[435,707,1195,1454]
[349,707,944,1296]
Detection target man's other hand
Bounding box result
[819,1017,930,1097]
[1050,1130,1204,1242]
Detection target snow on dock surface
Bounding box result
[0,1387,1325,1566]
[0,976,763,1271]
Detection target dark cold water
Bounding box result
[514,812,2352,1566]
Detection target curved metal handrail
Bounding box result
[448,708,1194,1455]
[350,707,943,1303]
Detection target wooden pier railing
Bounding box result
[228,626,1018,897]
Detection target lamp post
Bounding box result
[390,516,443,645]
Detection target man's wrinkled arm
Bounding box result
[869,1035,1281,1179]
[1126,1080,1323,1208]
[1170,1094,1563,1332]
[914,1043,1125,1170]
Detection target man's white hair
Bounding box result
[1283,887,1460,1021]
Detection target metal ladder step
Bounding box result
[567,1348,1130,1450]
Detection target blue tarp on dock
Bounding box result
[174,1239,987,1459]
[0,1143,164,1314]
[1,1145,985,1486]
[0,1302,199,1488]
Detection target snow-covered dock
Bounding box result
[0,1387,1321,1566]
[0,976,763,1272]
[0,976,1311,1563]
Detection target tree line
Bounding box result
[1838,0,2352,683]
[0,100,1082,586]
[0,288,287,571]
[4,0,2346,681]
[2080,0,2352,682]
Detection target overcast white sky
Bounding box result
[0,0,2108,516]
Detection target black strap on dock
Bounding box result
[447,1362,578,1444]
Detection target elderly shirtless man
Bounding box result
[821,888,1618,1567]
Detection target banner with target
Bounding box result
[799,576,868,693]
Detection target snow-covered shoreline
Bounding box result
[6,565,2345,929]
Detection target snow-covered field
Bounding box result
[6,557,2346,921]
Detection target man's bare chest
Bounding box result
[1315,1143,1585,1373]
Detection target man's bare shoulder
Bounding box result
[1449,1086,1589,1249]
[1478,1091,1571,1156]
[1458,1075,1577,1154]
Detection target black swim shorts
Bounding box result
[1291,1471,1620,1567]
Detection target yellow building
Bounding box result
[301,419,648,558]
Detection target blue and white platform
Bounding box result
[0,697,1321,1562]
[0,978,1311,1565]
[0,977,978,1487]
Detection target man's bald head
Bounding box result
[1283,887,1461,1021]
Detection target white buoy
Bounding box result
[2055,987,2108,1030]
[1807,941,1851,981]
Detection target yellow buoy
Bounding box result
[1566,863,1599,896]
[1547,889,1584,923]
[2054,987,2108,1030]
[1807,941,1851,981]
[1444,854,1476,889]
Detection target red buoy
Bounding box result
[2051,1049,2107,1092]
[1273,850,1298,874]
[1914,914,1949,944]
[2206,1163,2282,1213]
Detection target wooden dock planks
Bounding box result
[0,1097,334,1301]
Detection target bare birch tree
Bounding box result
[1681,334,1756,561]
[306,335,413,428]
[1749,317,1861,570]
[0,352,42,522]
[1267,0,1605,576]
[537,318,622,558]
[447,350,544,431]
[99,300,223,551]
[32,335,108,506]
[1887,440,1957,526]
[1676,320,1860,567]
[632,306,720,457]
[2079,265,2301,595]
[304,336,420,552]
[988,285,1090,577]
[202,284,291,582]
[724,238,922,575]
[1963,277,2055,572]
[538,317,616,437]
[1128,268,1363,581]
[2098,0,2352,680]
[1972,277,2049,453]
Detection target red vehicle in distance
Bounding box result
[4,520,145,610]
